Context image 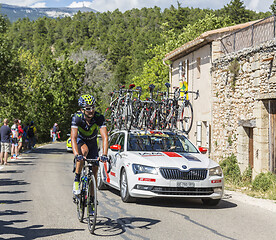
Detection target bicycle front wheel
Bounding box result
[77,181,85,222]
[179,101,193,134]
[87,174,97,234]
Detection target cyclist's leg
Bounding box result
[75,142,88,173]
[73,140,88,194]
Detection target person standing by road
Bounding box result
[0,119,12,165]
[17,120,24,156]
[52,123,59,142]
[27,121,37,149]
[11,119,19,160]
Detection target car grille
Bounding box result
[160,168,207,180]
[151,187,214,196]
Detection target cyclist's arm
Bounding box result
[71,127,79,157]
[100,126,108,156]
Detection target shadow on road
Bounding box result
[136,197,237,209]
[92,216,160,237]
[9,161,36,166]
[0,170,24,174]
[0,220,84,239]
[102,188,237,209]
[0,190,27,195]
[0,210,84,239]
[0,178,30,187]
[29,147,69,155]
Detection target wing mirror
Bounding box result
[110,144,122,151]
[198,147,208,154]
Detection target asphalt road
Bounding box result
[1,142,276,240]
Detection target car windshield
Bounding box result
[127,131,199,153]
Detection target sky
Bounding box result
[0,0,274,13]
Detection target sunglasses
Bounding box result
[83,106,95,111]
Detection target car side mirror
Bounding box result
[110,144,121,151]
[199,147,208,154]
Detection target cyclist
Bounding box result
[71,94,108,209]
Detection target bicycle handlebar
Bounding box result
[179,90,199,100]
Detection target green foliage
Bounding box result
[220,154,276,200]
[69,49,115,113]
[132,13,232,97]
[241,167,252,183]
[270,0,276,14]
[220,154,241,184]
[252,172,276,192]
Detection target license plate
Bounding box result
[177,182,195,188]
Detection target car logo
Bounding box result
[182,165,187,169]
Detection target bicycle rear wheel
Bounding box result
[77,180,85,222]
[87,174,97,234]
[179,101,193,134]
[115,105,123,130]
[124,104,133,131]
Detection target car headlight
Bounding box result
[132,164,158,175]
[209,166,223,177]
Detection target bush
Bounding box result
[241,167,252,183]
[252,172,276,192]
[220,154,241,184]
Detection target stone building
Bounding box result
[163,16,276,177]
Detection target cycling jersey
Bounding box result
[11,124,18,139]
[71,111,106,158]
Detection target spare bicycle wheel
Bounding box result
[179,101,193,134]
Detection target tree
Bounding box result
[132,14,232,96]
[219,0,250,24]
[270,0,276,14]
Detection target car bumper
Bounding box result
[128,175,224,199]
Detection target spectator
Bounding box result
[27,121,37,149]
[23,123,29,150]
[52,123,59,142]
[17,120,24,156]
[11,119,19,160]
[0,119,11,165]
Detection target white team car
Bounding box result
[98,129,224,206]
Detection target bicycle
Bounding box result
[74,158,98,234]
[105,85,126,132]
[164,87,199,133]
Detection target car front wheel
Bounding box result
[120,168,135,203]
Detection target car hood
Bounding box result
[126,151,218,170]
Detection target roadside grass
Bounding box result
[220,154,276,201]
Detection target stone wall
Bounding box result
[211,40,276,175]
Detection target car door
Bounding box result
[106,132,120,187]
[112,133,125,186]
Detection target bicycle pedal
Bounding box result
[72,196,77,204]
